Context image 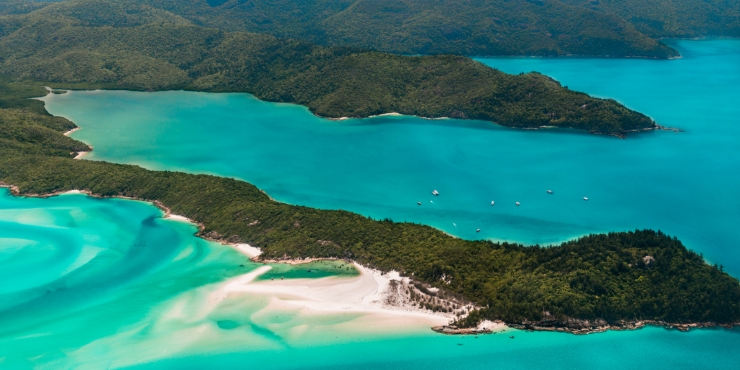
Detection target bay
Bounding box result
[45,39,740,276]
[15,38,739,368]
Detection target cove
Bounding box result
[2,189,739,368]
[44,39,740,277]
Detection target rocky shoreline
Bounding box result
[511,318,738,334]
[437,317,738,335]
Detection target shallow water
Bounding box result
[46,39,740,276]
[2,190,739,369]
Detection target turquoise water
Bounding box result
[45,39,740,276]
[2,190,739,368]
[17,39,740,367]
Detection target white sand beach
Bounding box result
[165,214,194,223]
[215,261,452,329]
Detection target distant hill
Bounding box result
[132,0,679,58]
[10,0,740,57]
[562,0,740,38]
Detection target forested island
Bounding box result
[6,0,738,58]
[0,0,658,137]
[1,79,739,332]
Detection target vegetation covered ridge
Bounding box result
[0,0,656,137]
[9,0,740,58]
[1,92,738,330]
[120,0,683,59]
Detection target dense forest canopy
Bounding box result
[0,0,655,136]
[15,0,739,58]
[126,0,677,58]
[562,0,740,38]
[8,0,739,57]
[0,82,738,326]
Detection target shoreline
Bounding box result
[64,127,81,136]
[323,110,654,139]
[510,319,739,335]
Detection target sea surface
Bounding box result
[3,38,735,367]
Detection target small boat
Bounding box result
[583,197,589,201]
[510,336,515,339]
[432,190,440,196]
[417,202,422,205]
[476,229,480,233]
[515,202,520,206]
[547,189,553,194]
[491,201,495,206]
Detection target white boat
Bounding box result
[476,229,480,233]
[583,197,589,201]
[547,190,553,194]
[417,202,421,205]
[432,190,439,196]
[515,202,520,206]
[491,201,495,206]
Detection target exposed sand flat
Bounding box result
[74,151,88,159]
[219,263,451,327]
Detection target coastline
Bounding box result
[0,184,736,336]
[510,318,739,335]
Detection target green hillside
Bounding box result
[0,1,655,136]
[132,0,678,58]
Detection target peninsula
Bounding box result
[0,0,657,137]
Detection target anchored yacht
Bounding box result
[547,189,553,194]
[583,197,589,201]
[432,190,439,196]
[515,202,520,206]
[491,201,495,206]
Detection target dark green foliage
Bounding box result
[11,0,739,58]
[0,75,48,114]
[1,106,738,325]
[0,108,88,157]
[0,3,655,136]
[0,0,51,16]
